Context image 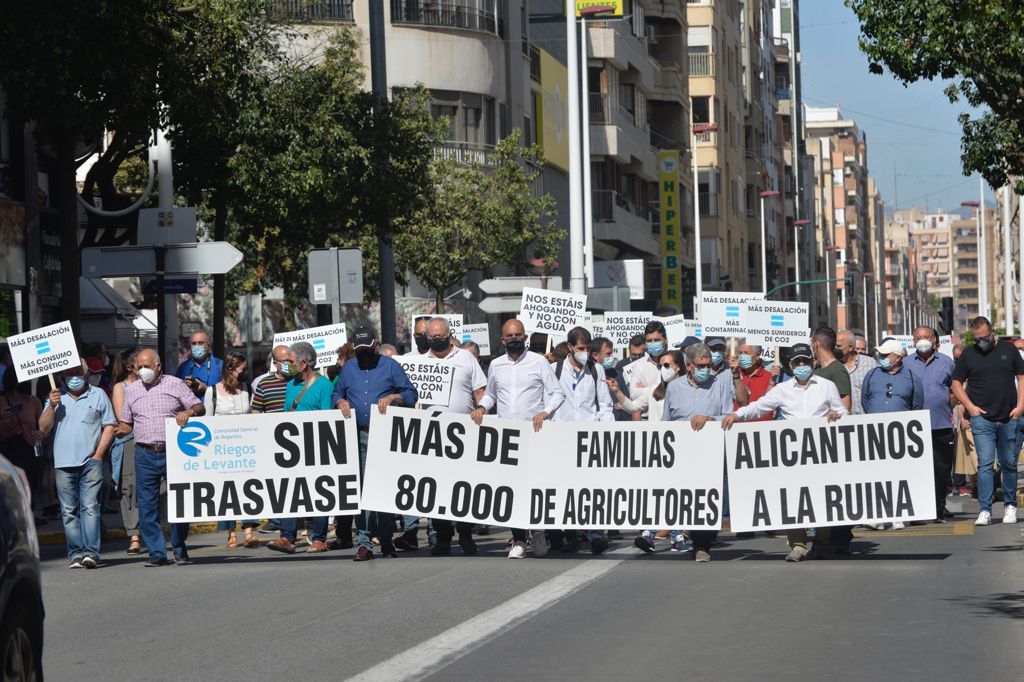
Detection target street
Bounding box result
[40,496,1024,681]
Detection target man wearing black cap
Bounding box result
[722,342,847,562]
[331,326,418,561]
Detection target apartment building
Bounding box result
[866,177,884,341]
[910,209,956,302]
[951,213,981,332]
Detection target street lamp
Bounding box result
[862,271,874,345]
[793,219,810,299]
[758,190,781,294]
[692,122,718,301]
[962,198,985,318]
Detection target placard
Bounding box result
[459,323,491,356]
[519,287,587,335]
[273,323,348,369]
[397,355,455,407]
[604,312,653,349]
[725,411,936,533]
[653,314,688,348]
[700,292,763,336]
[166,412,361,522]
[742,301,810,346]
[7,320,80,382]
[938,335,954,359]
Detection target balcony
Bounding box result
[688,52,715,77]
[650,128,686,151]
[390,0,500,35]
[698,191,720,217]
[695,129,717,147]
[268,0,354,22]
[434,141,496,166]
[591,189,660,256]
[589,93,610,123]
[652,60,686,104]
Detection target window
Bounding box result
[692,96,710,124]
[619,83,636,121]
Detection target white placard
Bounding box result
[742,301,810,346]
[725,411,936,533]
[459,323,491,356]
[166,412,362,522]
[7,320,81,382]
[273,323,348,369]
[397,355,455,407]
[682,320,703,342]
[938,335,954,359]
[410,314,463,348]
[887,335,915,352]
[527,420,725,530]
[361,407,533,527]
[653,314,688,348]
[518,287,587,335]
[603,312,653,349]
[700,292,763,336]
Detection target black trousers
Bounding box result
[932,428,955,514]
[433,519,473,544]
[690,530,718,552]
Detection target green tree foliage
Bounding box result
[847,0,1024,191]
[395,130,562,312]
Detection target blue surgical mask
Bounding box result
[793,366,814,382]
[711,351,724,367]
[647,342,665,357]
[692,367,712,383]
[738,354,753,369]
[65,376,85,392]
[878,357,892,370]
[191,345,207,360]
[602,356,616,370]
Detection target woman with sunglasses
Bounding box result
[606,350,683,424]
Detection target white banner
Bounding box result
[938,335,954,359]
[603,312,653,350]
[459,323,491,356]
[361,407,532,527]
[166,412,362,522]
[742,301,810,346]
[700,292,763,336]
[519,287,587,335]
[397,355,455,407]
[527,420,725,530]
[273,323,348,369]
[725,411,935,533]
[653,314,688,348]
[7,320,80,383]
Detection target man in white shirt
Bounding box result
[471,319,565,559]
[621,321,668,418]
[723,343,847,562]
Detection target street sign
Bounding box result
[81,242,243,277]
[479,276,563,295]
[308,248,363,308]
[593,260,644,300]
[478,295,524,315]
[137,207,197,246]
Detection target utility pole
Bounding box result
[566,0,584,295]
[369,0,396,343]
[1003,185,1014,334]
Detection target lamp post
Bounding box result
[793,218,810,299]
[759,190,780,294]
[862,271,874,343]
[692,122,718,301]
[962,199,982,319]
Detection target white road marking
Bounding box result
[346,546,635,681]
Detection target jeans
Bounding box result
[56,458,105,560]
[136,446,190,560]
[356,429,394,550]
[970,416,1019,513]
[216,519,260,532]
[932,428,956,514]
[279,516,329,544]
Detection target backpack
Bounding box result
[555,358,601,411]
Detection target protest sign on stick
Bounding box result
[8,320,80,389]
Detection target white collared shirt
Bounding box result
[424,346,486,414]
[549,359,615,422]
[622,355,662,417]
[479,351,565,421]
[734,377,848,421]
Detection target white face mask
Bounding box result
[660,367,678,384]
[573,351,590,366]
[915,340,933,354]
[137,367,157,385]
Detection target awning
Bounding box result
[79,276,138,319]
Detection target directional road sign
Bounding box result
[81,242,244,278]
[478,295,524,315]
[479,276,563,295]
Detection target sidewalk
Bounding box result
[34,505,219,545]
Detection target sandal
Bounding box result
[243,533,259,548]
[126,539,144,554]
[227,532,238,549]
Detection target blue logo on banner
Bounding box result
[725,305,740,318]
[177,423,212,457]
[312,339,326,351]
[770,315,785,328]
[35,341,51,355]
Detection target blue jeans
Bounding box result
[970,416,1019,513]
[279,516,329,544]
[356,429,393,550]
[136,446,190,560]
[216,519,260,532]
[56,458,105,560]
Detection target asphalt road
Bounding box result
[40,496,1024,681]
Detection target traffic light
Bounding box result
[939,296,954,334]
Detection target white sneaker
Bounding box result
[1002,506,1018,524]
[891,521,905,530]
[507,541,526,559]
[531,530,549,557]
[975,511,992,526]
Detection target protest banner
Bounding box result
[700,292,763,336]
[361,407,533,527]
[459,323,491,356]
[166,412,361,522]
[725,411,935,533]
[527,420,725,530]
[7,320,80,387]
[397,355,455,407]
[938,335,954,359]
[519,287,587,335]
[653,314,688,348]
[604,312,653,350]
[742,301,810,346]
[410,314,463,347]
[682,320,702,342]
[888,335,915,352]
[273,323,348,369]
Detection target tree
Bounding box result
[846,1,1024,191]
[395,130,562,312]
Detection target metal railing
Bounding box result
[694,129,717,147]
[589,93,609,123]
[268,0,354,22]
[688,52,714,77]
[650,129,686,151]
[435,141,496,166]
[390,1,498,34]
[529,44,541,82]
[698,191,720,217]
[592,190,615,222]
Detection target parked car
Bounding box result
[0,454,43,681]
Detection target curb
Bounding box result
[37,522,221,546]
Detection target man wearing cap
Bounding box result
[332,326,418,561]
[722,342,847,561]
[175,329,223,398]
[705,337,749,407]
[470,318,565,559]
[905,326,957,522]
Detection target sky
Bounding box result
[798,1,994,213]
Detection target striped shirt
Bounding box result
[119,374,200,445]
[250,375,288,413]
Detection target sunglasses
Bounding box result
[659,363,675,369]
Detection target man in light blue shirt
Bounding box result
[39,361,116,568]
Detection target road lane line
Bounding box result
[346,546,636,682]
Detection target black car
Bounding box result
[0,455,43,681]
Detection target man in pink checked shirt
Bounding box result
[117,349,205,567]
